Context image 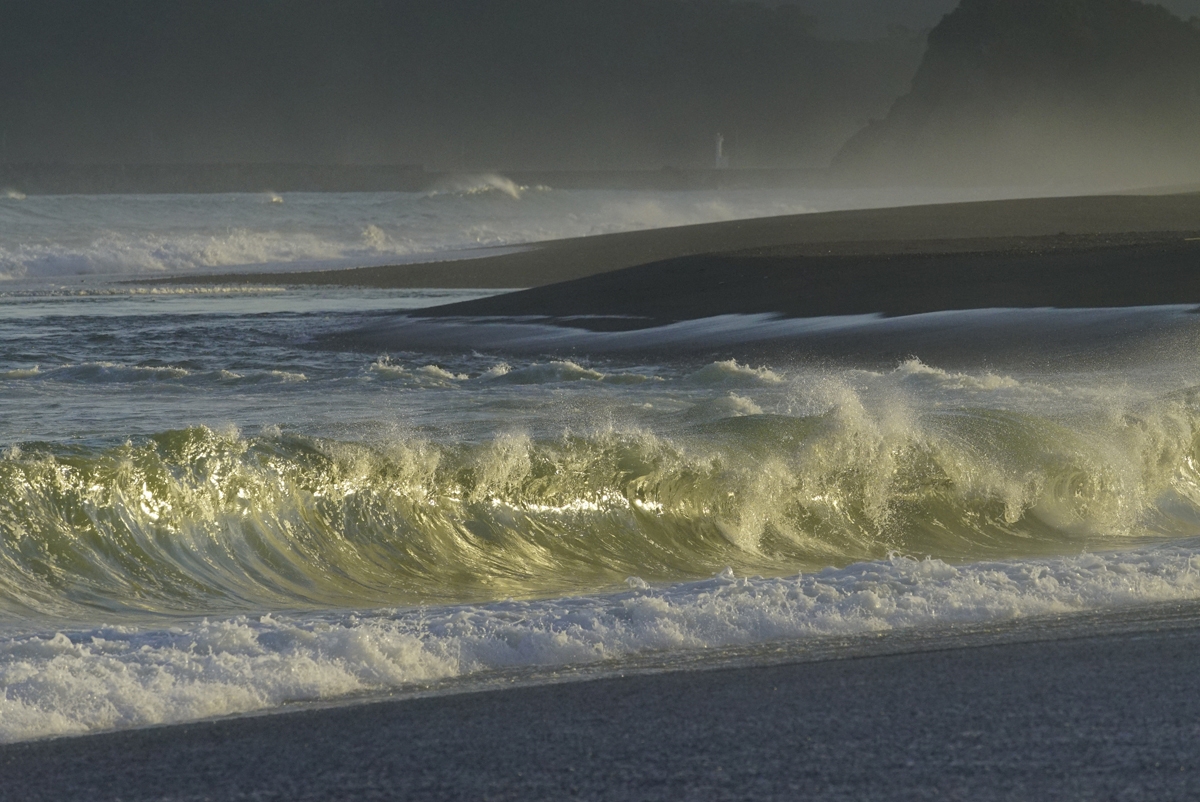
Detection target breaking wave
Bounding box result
[0,227,416,280]
[3,378,1200,623]
[0,188,821,280]
[424,173,546,200]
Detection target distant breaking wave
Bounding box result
[424,173,548,200]
[0,226,420,280]
[0,187,828,280]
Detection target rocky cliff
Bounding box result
[835,0,1200,187]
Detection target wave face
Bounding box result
[3,359,1200,624]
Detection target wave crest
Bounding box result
[1,395,1199,619]
[424,173,545,200]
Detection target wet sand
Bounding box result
[3,606,1200,801]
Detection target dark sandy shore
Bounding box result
[4,605,1200,801]
[150,191,1200,331]
[420,232,1200,329]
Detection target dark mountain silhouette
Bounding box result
[834,0,1200,186]
[762,0,961,39]
[764,0,1200,40]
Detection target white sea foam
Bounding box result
[44,362,192,383]
[369,358,469,386]
[495,360,607,384]
[481,363,512,379]
[0,368,41,380]
[894,358,1024,391]
[228,370,308,385]
[419,364,469,382]
[425,173,538,200]
[687,359,785,386]
[0,228,397,280]
[686,393,766,419]
[2,544,1199,743]
[482,360,658,385]
[368,357,411,381]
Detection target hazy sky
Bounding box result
[772,0,1200,38]
[0,0,925,168]
[2,0,1196,170]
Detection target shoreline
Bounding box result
[5,602,1200,800]
[144,192,1200,300]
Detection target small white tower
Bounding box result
[714,133,730,169]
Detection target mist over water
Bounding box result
[0,183,1078,282]
[0,186,812,280]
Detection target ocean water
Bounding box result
[2,183,1200,743]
